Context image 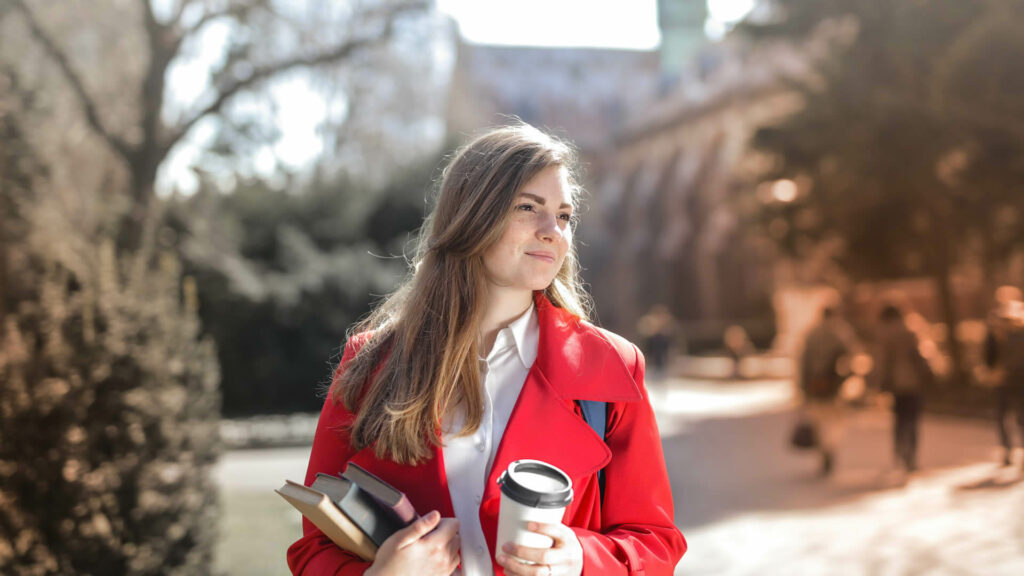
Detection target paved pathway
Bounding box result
[650,376,1024,575]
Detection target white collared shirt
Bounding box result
[442,303,540,576]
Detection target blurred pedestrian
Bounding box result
[724,325,753,379]
[798,306,854,476]
[984,287,1024,468]
[637,305,677,379]
[872,304,933,473]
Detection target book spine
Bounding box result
[359,491,417,526]
[340,485,406,546]
[387,497,417,525]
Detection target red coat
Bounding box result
[287,293,686,575]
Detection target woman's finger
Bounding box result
[445,533,461,560]
[500,541,563,566]
[446,536,462,575]
[527,522,571,546]
[439,533,461,575]
[395,510,441,548]
[496,551,555,576]
[421,517,460,547]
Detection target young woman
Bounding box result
[287,124,686,576]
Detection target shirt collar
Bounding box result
[485,302,539,369]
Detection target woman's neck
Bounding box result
[479,288,533,356]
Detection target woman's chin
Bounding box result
[529,276,560,292]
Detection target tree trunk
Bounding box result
[979,228,998,315]
[933,257,967,387]
[115,153,159,254]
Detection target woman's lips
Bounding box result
[526,251,556,263]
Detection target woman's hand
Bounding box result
[365,510,461,576]
[496,522,583,576]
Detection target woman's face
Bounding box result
[482,165,574,297]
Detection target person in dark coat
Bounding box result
[984,292,1024,468]
[798,306,854,476]
[872,305,933,473]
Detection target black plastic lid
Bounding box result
[497,459,573,509]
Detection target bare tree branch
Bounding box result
[140,0,159,30]
[359,0,431,23]
[184,0,271,36]
[162,3,426,156]
[140,0,166,152]
[171,0,202,26]
[12,0,134,161]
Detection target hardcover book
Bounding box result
[312,473,405,547]
[342,462,418,525]
[275,479,377,561]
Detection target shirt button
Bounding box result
[474,494,482,505]
[476,545,485,555]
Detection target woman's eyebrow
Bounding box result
[517,192,572,210]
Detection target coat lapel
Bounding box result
[479,293,644,558]
[531,293,644,403]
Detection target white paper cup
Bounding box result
[496,460,573,552]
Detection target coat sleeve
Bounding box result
[286,338,373,576]
[572,344,686,576]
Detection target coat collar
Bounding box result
[474,293,645,560]
[532,291,644,403]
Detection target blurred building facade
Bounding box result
[586,39,805,349]
[445,42,660,152]
[583,1,837,352]
[443,0,814,351]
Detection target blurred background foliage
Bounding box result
[1,0,441,573]
[738,0,1024,384]
[164,152,443,416]
[1,61,221,574]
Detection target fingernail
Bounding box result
[502,543,513,553]
[496,554,506,563]
[426,510,439,521]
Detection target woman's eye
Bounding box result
[559,213,572,222]
[516,204,535,212]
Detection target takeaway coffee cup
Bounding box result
[496,459,573,551]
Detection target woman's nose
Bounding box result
[536,214,562,242]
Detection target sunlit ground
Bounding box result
[681,462,1024,575]
[215,448,309,576]
[654,375,1024,575]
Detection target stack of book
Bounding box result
[277,462,418,561]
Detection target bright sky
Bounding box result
[436,0,661,49]
[436,0,757,48]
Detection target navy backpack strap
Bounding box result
[577,400,607,502]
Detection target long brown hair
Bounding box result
[333,123,592,464]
